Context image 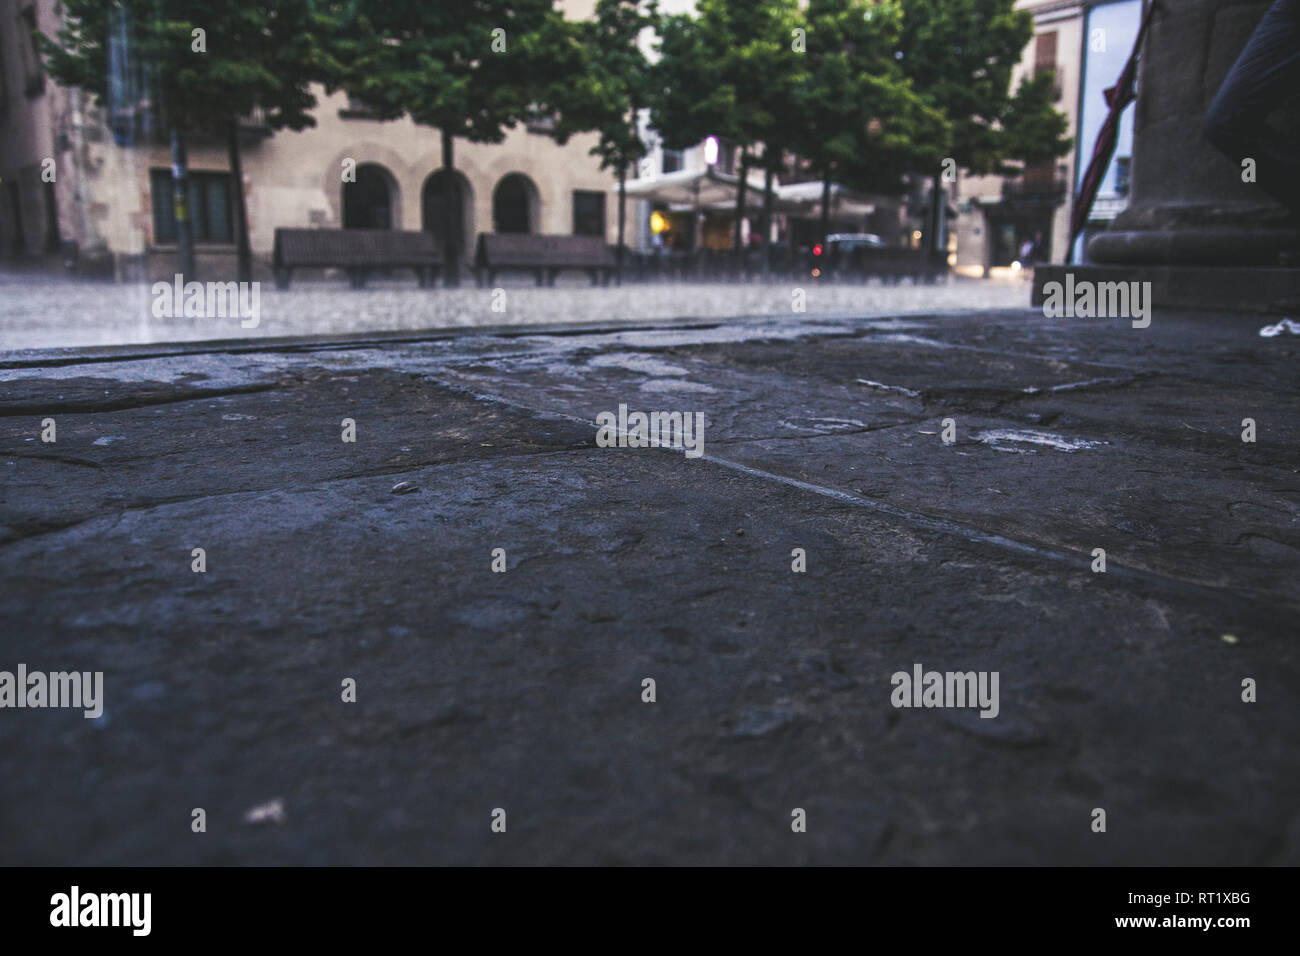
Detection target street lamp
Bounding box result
[704,136,719,167]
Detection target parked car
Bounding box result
[808,232,946,283]
[808,233,887,279]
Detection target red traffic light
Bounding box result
[813,244,823,256]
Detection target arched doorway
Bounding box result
[342,163,394,230]
[493,173,539,234]
[421,170,474,255]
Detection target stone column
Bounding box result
[1088,0,1299,267]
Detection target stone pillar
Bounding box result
[1036,0,1299,312]
[1089,0,1298,266]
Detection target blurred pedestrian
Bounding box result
[1019,236,1036,273]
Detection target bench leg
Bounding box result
[416,267,427,288]
[275,268,291,291]
[348,268,366,289]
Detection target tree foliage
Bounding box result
[897,0,1071,175]
[336,0,562,143]
[42,0,344,136]
[648,0,806,161]
[546,0,658,176]
[794,0,948,195]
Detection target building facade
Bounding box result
[951,0,1141,272]
[0,0,620,278]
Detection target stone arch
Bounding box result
[322,144,407,229]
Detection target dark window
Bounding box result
[19,5,45,96]
[1035,31,1061,97]
[493,174,535,234]
[150,169,234,244]
[342,164,393,229]
[662,149,683,174]
[572,190,605,237]
[1034,31,1057,74]
[716,138,736,175]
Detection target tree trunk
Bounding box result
[617,162,627,285]
[820,166,832,248]
[760,154,775,282]
[733,151,748,278]
[441,128,459,287]
[170,127,195,279]
[227,119,252,283]
[928,171,943,265]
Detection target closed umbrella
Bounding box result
[1071,0,1159,247]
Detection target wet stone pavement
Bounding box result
[1,308,1298,865]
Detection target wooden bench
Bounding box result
[272,228,442,289]
[475,233,616,287]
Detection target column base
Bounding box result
[1086,203,1299,267]
[1033,263,1300,314]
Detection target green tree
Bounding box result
[650,0,807,263]
[338,0,564,286]
[794,0,947,244]
[898,0,1072,258]
[43,0,346,280]
[545,0,659,279]
[742,0,805,276]
[1000,70,1072,169]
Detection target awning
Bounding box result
[620,167,769,212]
[618,168,880,218]
[775,181,878,218]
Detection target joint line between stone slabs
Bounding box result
[426,374,1277,607]
[0,318,733,371]
[0,383,279,417]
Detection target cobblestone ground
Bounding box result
[0,271,1027,350]
[1,308,1298,865]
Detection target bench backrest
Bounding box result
[476,233,615,268]
[274,228,441,268]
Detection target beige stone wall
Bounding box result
[1,0,620,272]
[91,85,616,258]
[1038,5,1083,265]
